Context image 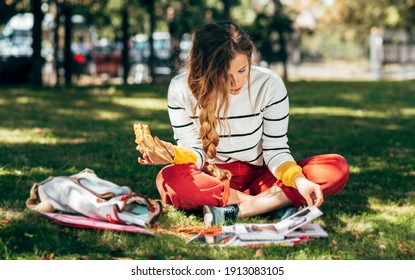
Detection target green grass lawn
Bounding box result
[0,80,414,260]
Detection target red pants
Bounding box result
[156,154,349,210]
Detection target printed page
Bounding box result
[285,223,328,238]
[228,236,300,246]
[234,223,285,241]
[275,206,323,236]
[187,231,237,245]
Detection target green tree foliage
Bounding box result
[327,0,415,30]
[166,0,211,39]
[321,0,415,47]
[247,0,294,79]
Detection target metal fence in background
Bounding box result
[370,28,415,81]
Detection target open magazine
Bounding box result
[188,206,327,246]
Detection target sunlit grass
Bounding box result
[401,108,415,116]
[291,106,414,118]
[0,166,55,177]
[113,97,168,110]
[0,128,87,144]
[0,128,58,144]
[368,198,414,216]
[339,200,414,234]
[348,165,362,174]
[336,92,365,103]
[55,108,125,121]
[338,214,375,235]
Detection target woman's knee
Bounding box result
[155,163,228,209]
[332,154,350,188]
[301,154,350,197]
[156,164,196,194]
[323,154,350,196]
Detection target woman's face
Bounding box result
[227,53,249,95]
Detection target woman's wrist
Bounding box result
[172,145,198,165]
[275,161,304,188]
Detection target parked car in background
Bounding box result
[91,38,123,77]
[177,33,192,73]
[71,42,93,76]
[0,12,98,85]
[0,13,41,83]
[129,32,172,83]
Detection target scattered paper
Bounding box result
[188,206,327,246]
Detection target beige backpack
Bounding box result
[26,168,162,226]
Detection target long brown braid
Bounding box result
[187,21,254,180]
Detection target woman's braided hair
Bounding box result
[187,21,254,180]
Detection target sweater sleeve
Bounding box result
[275,161,304,188]
[167,76,206,169]
[261,73,303,188]
[172,145,198,165]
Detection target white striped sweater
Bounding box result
[167,65,296,178]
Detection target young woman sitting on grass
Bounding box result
[135,21,350,226]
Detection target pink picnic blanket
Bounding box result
[42,212,154,235]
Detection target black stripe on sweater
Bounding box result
[171,122,193,128]
[247,152,263,163]
[219,122,263,138]
[189,112,261,120]
[168,105,185,110]
[263,113,289,122]
[263,132,287,138]
[217,140,261,154]
[263,94,288,111]
[262,147,290,151]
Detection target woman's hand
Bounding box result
[137,136,175,165]
[136,145,154,165]
[294,176,324,207]
[134,123,175,165]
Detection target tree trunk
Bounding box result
[278,30,288,81]
[121,6,130,84]
[30,0,43,87]
[53,0,61,86]
[223,0,231,20]
[168,11,180,76]
[63,3,73,87]
[147,1,156,82]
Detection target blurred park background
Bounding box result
[1,0,415,87]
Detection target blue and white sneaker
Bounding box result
[203,205,239,226]
[266,205,299,220]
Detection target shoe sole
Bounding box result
[203,205,213,226]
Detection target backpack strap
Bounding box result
[71,169,132,199]
[26,182,55,213]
